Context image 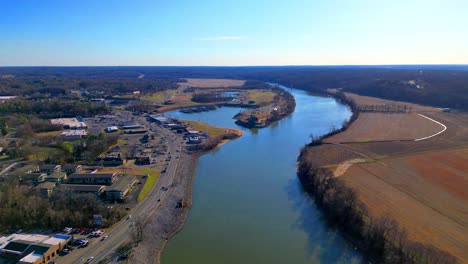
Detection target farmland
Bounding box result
[324,113,445,143]
[178,78,245,88]
[341,147,468,261]
[301,92,468,262]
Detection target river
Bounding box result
[162,86,363,264]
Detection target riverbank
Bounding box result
[234,85,296,128]
[129,151,197,264]
[297,92,463,263]
[128,123,243,263]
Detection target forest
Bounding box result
[2,66,466,110]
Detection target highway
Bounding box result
[58,123,184,264]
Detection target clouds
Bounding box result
[194,35,248,41]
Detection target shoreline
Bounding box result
[296,93,459,263]
[128,130,243,264]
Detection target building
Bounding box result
[39,164,61,174]
[61,165,83,175]
[58,184,106,197]
[149,115,170,124]
[0,233,71,264]
[60,130,88,140]
[90,98,105,104]
[23,173,46,185]
[105,126,119,133]
[67,173,116,185]
[0,96,17,103]
[106,177,137,201]
[44,172,67,183]
[36,182,56,197]
[96,156,124,166]
[49,117,87,130]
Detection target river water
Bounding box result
[162,86,362,264]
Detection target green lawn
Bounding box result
[137,169,160,202]
[182,120,227,139]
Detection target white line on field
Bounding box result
[414,114,447,141]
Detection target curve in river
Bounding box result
[162,85,363,264]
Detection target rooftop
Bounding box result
[107,176,137,192]
[59,184,106,193]
[68,173,115,179]
[50,117,87,129]
[36,182,56,190]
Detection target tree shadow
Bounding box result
[285,177,363,264]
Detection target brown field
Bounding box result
[178,78,245,88]
[324,113,445,143]
[306,92,468,261]
[343,92,440,112]
[341,147,468,261]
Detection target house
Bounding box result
[58,184,106,197]
[67,173,117,185]
[44,172,67,183]
[106,177,137,201]
[36,182,56,197]
[0,233,71,264]
[39,164,61,174]
[61,165,83,175]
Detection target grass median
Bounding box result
[137,169,160,202]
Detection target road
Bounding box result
[58,123,184,264]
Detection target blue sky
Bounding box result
[1,0,467,66]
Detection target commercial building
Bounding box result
[149,115,170,124]
[49,117,87,130]
[67,173,116,185]
[105,126,119,133]
[60,130,88,140]
[0,233,72,264]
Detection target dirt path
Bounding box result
[414,114,447,141]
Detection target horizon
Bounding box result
[1,63,468,68]
[1,0,468,66]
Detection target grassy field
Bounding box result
[137,169,160,202]
[142,89,177,102]
[245,90,276,105]
[182,119,242,139]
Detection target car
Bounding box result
[84,256,94,263]
[100,235,109,241]
[127,214,132,220]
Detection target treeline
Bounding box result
[297,153,458,264]
[3,66,466,110]
[0,178,125,231]
[0,99,109,118]
[0,75,179,97]
[191,92,234,103]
